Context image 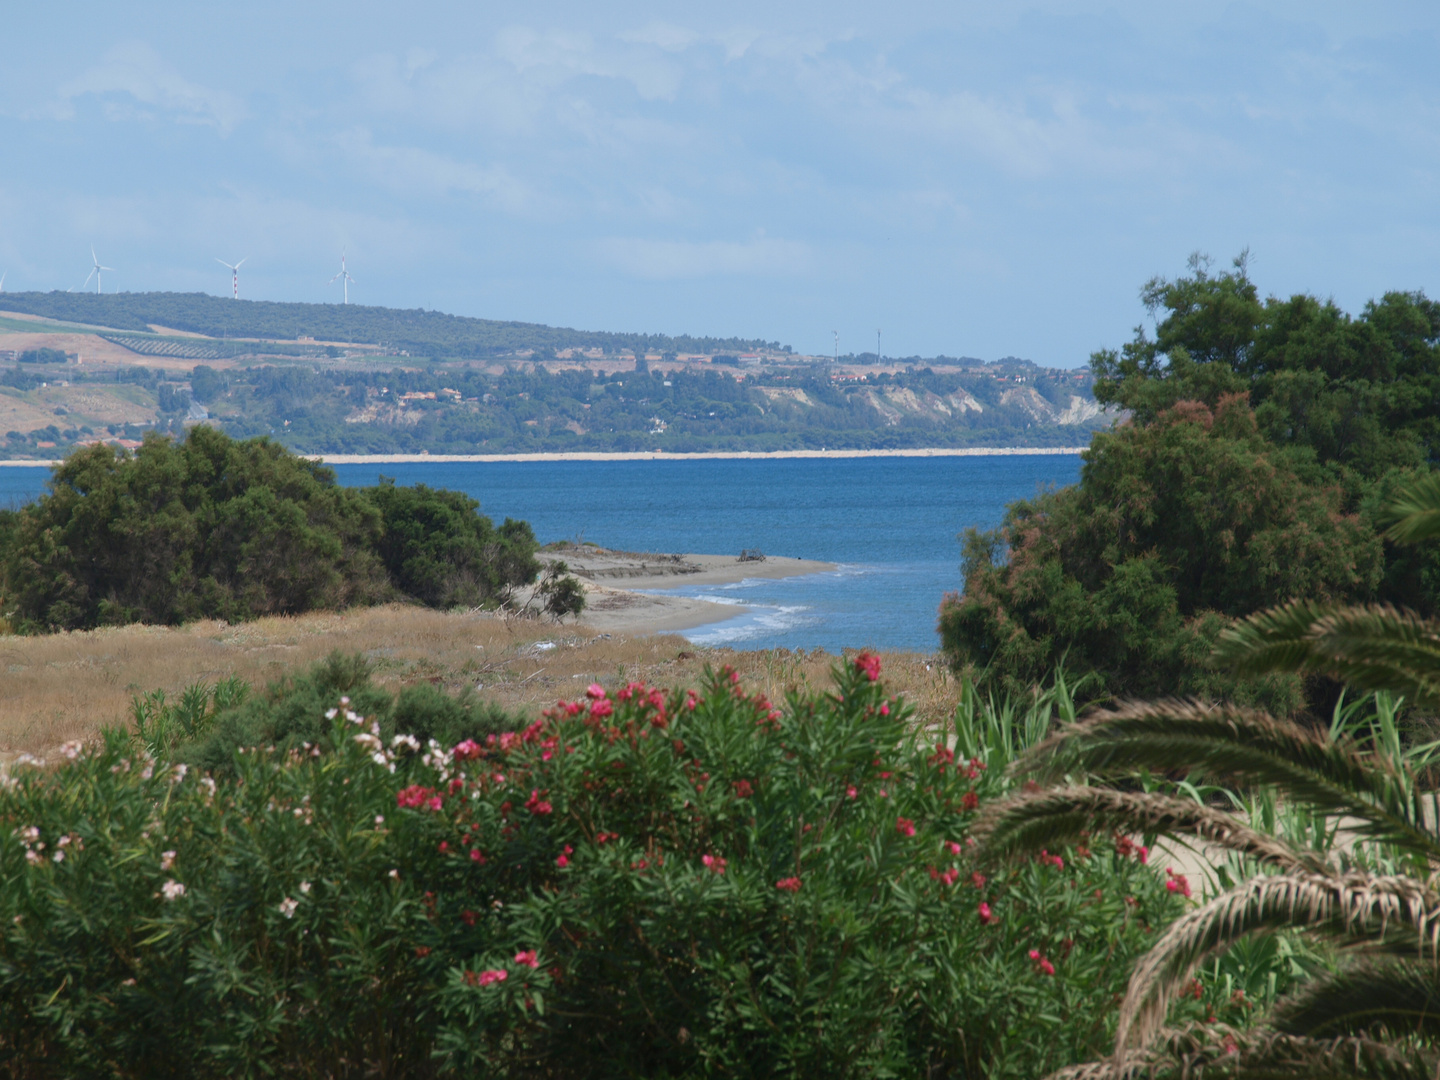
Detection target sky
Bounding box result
[2,2,1436,365]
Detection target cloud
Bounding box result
[56,42,246,133]
[599,235,812,279]
[328,129,539,212]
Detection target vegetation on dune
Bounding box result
[975,472,1440,1079]
[0,427,539,632]
[941,254,1440,711]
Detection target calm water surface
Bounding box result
[0,455,1082,653]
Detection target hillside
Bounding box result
[0,292,785,360]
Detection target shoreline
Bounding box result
[0,446,1086,468]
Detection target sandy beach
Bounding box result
[0,446,1086,468]
[535,547,835,634]
[308,447,1085,464]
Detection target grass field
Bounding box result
[0,605,958,761]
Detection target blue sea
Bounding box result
[0,455,1082,653]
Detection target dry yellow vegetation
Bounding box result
[0,605,956,761]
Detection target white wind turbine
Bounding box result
[216,257,247,299]
[328,252,356,304]
[0,272,6,292]
[80,247,114,294]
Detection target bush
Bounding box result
[1,660,1185,1078]
[0,430,541,631]
[181,652,520,776]
[363,480,539,609]
[939,395,1382,713]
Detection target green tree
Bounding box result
[973,474,1440,1079]
[362,479,539,610]
[939,393,1382,711]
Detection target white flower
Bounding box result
[160,850,177,871]
[374,815,385,826]
[25,850,41,866]
[17,826,39,844]
[278,897,299,918]
[161,880,186,901]
[325,709,338,720]
[52,850,65,863]
[353,733,382,751]
[390,734,420,753]
[57,835,71,847]
[340,696,350,706]
[139,763,154,780]
[299,881,311,894]
[388,869,399,879]
[171,764,188,784]
[199,776,217,802]
[59,740,84,760]
[371,752,389,768]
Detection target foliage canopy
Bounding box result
[941,255,1440,709]
[0,428,539,631]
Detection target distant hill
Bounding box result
[0,292,788,360]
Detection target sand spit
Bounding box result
[309,447,1086,464]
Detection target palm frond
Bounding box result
[1115,871,1440,1053]
[1381,472,1440,544]
[974,786,1320,873]
[1049,1025,1436,1080]
[1217,602,1440,709]
[1273,958,1440,1041]
[1017,702,1440,863]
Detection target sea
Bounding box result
[0,455,1082,654]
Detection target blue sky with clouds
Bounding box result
[2,2,1436,364]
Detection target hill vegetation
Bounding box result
[0,291,785,359]
[0,427,540,632]
[940,253,1440,712]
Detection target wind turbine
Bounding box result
[0,272,6,293]
[216,257,246,299]
[80,248,113,294]
[328,252,356,304]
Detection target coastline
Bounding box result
[0,446,1088,468]
[538,550,837,635]
[313,447,1087,464]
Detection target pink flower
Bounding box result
[452,739,483,761]
[971,872,987,889]
[854,651,882,681]
[396,785,441,810]
[846,785,858,799]
[1165,868,1192,898]
[895,817,916,838]
[1028,949,1055,976]
[961,791,979,812]
[1039,849,1064,870]
[514,950,540,968]
[701,853,727,874]
[524,789,553,816]
[732,779,754,798]
[978,902,993,924]
[586,683,607,699]
[590,698,614,719]
[947,841,962,855]
[477,969,508,987]
[470,848,486,863]
[556,845,574,868]
[775,876,802,893]
[879,703,890,716]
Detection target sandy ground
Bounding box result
[526,546,835,634]
[0,603,956,764]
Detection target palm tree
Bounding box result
[975,475,1440,1079]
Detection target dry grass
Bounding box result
[0,605,956,760]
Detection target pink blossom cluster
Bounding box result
[1028,949,1056,976]
[853,652,882,681]
[1165,867,1192,898]
[396,785,443,811]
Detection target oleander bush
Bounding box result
[2,659,1193,1079]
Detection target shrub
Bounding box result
[0,661,1186,1078]
[181,652,520,776]
[939,395,1382,713]
[363,480,540,609]
[0,430,541,632]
